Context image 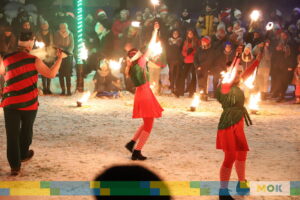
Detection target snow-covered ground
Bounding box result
[0,83,300,200]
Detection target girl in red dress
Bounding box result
[216,54,260,200]
[125,24,163,161]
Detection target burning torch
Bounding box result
[151,0,160,17]
[77,91,91,107]
[190,94,200,112]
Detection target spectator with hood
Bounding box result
[0,26,17,56]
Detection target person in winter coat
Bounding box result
[212,41,235,95]
[194,36,215,100]
[54,23,74,96]
[0,26,17,56]
[253,40,272,99]
[167,29,183,94]
[36,20,55,95]
[176,29,198,97]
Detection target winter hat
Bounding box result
[96,9,107,17]
[244,43,252,51]
[181,9,190,20]
[293,7,300,14]
[201,36,211,44]
[234,9,242,19]
[66,12,75,18]
[217,23,226,31]
[220,8,231,19]
[159,4,168,15]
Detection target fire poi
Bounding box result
[77,91,91,107]
[190,94,200,112]
[248,92,261,114]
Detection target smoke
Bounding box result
[30,46,57,63]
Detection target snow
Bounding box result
[0,85,300,200]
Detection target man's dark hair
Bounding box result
[19,32,34,41]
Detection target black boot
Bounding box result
[219,188,235,200]
[125,140,136,153]
[131,150,147,161]
[21,149,34,162]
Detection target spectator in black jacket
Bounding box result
[212,42,235,95]
[194,36,215,100]
[167,29,183,94]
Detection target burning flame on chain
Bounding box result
[248,92,261,111]
[35,41,45,48]
[109,58,123,71]
[149,41,163,57]
[191,94,200,108]
[221,67,237,84]
[243,68,257,89]
[78,91,91,103]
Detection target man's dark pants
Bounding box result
[3,108,37,169]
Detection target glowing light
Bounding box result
[243,68,257,89]
[35,41,45,48]
[151,0,160,6]
[109,58,123,71]
[149,41,163,57]
[76,0,84,64]
[250,10,260,22]
[190,94,200,111]
[266,22,274,31]
[150,82,156,91]
[221,67,237,84]
[77,91,91,107]
[248,92,261,112]
[79,43,88,60]
[131,21,141,28]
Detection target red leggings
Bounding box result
[132,118,154,150]
[222,151,247,168]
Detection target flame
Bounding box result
[131,21,141,28]
[151,0,160,6]
[78,91,91,103]
[150,82,156,91]
[191,94,200,108]
[221,67,237,84]
[35,41,45,48]
[250,10,260,22]
[243,68,257,89]
[109,58,123,71]
[149,41,163,57]
[248,92,261,111]
[79,43,88,60]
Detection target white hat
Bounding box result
[234,9,242,18]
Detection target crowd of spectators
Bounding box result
[0,1,300,102]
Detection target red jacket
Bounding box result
[182,40,197,64]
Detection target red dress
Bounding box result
[133,82,163,118]
[130,57,163,119]
[216,84,250,152]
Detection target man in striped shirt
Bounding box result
[0,32,64,176]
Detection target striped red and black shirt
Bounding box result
[0,51,38,110]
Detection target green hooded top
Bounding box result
[216,84,252,130]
